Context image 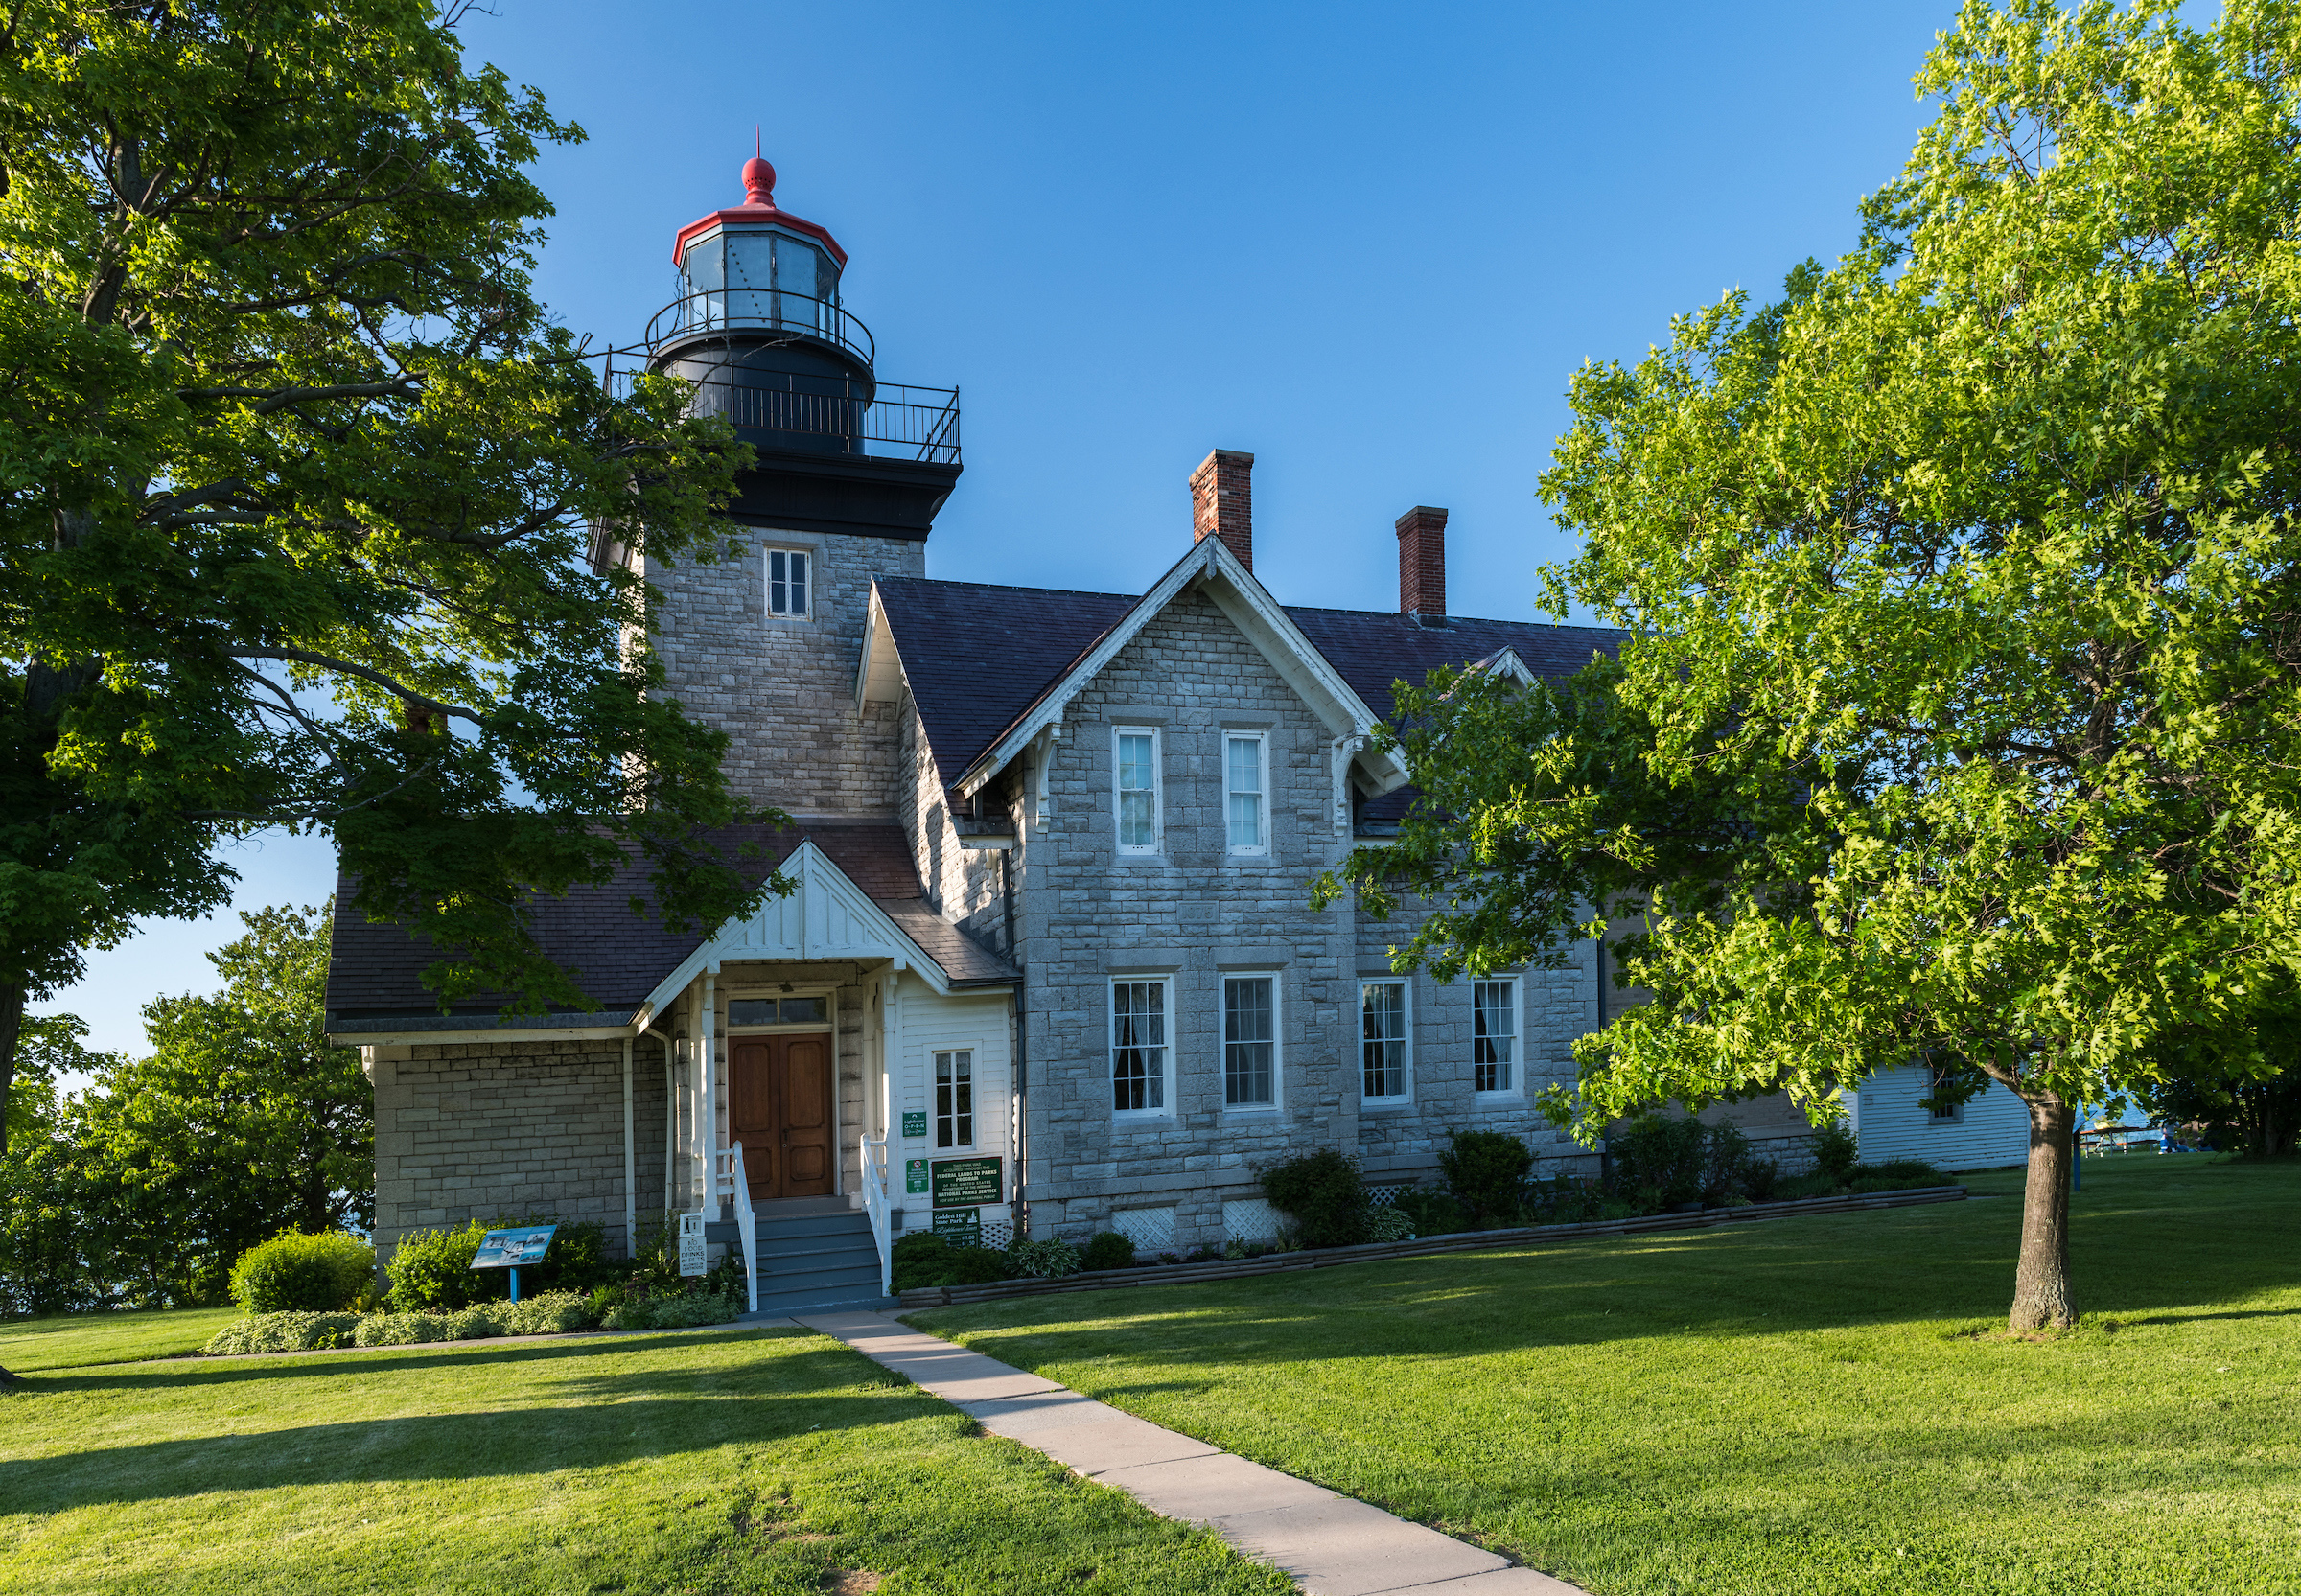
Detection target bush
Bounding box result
[384,1219,490,1310]
[1700,1122,1757,1205]
[1258,1148,1369,1248]
[1518,1173,1603,1226]
[229,1230,375,1314]
[1438,1130,1534,1225]
[354,1311,448,1347]
[650,1288,743,1328]
[1745,1155,1782,1203]
[444,1306,502,1340]
[1608,1115,1708,1207]
[1391,1187,1472,1237]
[891,1232,1014,1291]
[1774,1171,1842,1202]
[1810,1120,1861,1183]
[1364,1206,1415,1242]
[1847,1158,1948,1194]
[204,1311,360,1355]
[1079,1231,1135,1271]
[1005,1237,1081,1279]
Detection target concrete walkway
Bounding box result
[794,1309,1590,1596]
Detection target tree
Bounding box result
[1325,0,2301,1331]
[2140,984,2301,1157]
[0,1,780,1158]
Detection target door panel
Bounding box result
[778,1034,834,1196]
[729,1040,775,1202]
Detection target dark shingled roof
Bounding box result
[325,821,1016,1024]
[872,573,1623,785]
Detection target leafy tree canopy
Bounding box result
[0,0,779,1151]
[1324,0,2301,1330]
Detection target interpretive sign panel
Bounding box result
[472,1225,555,1269]
[905,1158,929,1195]
[678,1212,707,1278]
[931,1155,1001,1210]
[901,1111,927,1139]
[932,1208,981,1243]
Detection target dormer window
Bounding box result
[767,548,810,618]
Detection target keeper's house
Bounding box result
[325,152,1622,1314]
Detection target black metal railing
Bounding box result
[608,366,961,465]
[644,289,874,368]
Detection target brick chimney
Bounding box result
[1190,449,1254,571]
[1395,505,1447,620]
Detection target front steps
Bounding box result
[732,1197,887,1315]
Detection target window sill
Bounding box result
[1472,1090,1525,1103]
[1360,1099,1414,1114]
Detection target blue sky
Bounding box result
[50,0,1961,1057]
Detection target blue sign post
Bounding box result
[472,1225,556,1303]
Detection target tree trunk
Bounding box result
[2009,1092,2078,1331]
[0,982,22,1162]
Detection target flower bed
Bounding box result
[201,1284,747,1357]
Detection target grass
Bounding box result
[915,1154,2301,1596]
[0,1324,1294,1595]
[0,1306,243,1373]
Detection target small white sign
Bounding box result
[678,1211,708,1277]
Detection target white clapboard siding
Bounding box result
[1853,1064,2030,1171]
[891,983,1015,1235]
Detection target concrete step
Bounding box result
[754,1283,890,1315]
[760,1237,879,1266]
[755,1213,875,1244]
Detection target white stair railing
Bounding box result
[713,1143,760,1314]
[861,1134,892,1297]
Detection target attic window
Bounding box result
[767,548,810,618]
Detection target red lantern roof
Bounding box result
[672,151,849,269]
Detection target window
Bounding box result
[1111,980,1168,1113]
[936,1049,974,1147]
[1225,734,1267,853]
[1474,979,1517,1092]
[727,995,827,1027]
[1360,981,1409,1102]
[1926,1061,1964,1123]
[1223,976,1276,1107]
[767,548,810,617]
[1116,728,1159,852]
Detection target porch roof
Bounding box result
[325,820,1015,1036]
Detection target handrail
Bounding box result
[861,1134,892,1298]
[714,1143,760,1314]
[646,289,874,367]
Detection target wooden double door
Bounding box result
[729,1033,834,1202]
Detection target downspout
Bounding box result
[1004,815,1030,1238]
[621,1036,635,1259]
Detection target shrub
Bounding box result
[204,1311,360,1355]
[891,1231,954,1292]
[538,1221,613,1294]
[229,1230,375,1314]
[444,1306,502,1340]
[1608,1114,1708,1207]
[1745,1155,1782,1203]
[1391,1187,1471,1237]
[1774,1170,1842,1202]
[1700,1122,1756,1206]
[1005,1237,1081,1280]
[1438,1130,1534,1225]
[1847,1159,1948,1194]
[1810,1120,1861,1183]
[384,1219,491,1310]
[1079,1231,1135,1271]
[354,1312,449,1347]
[1365,1206,1415,1242]
[1258,1148,1369,1248]
[1518,1173,1602,1226]
[651,1288,743,1328]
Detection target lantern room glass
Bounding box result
[679,227,839,337]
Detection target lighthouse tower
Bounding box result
[642,150,962,815]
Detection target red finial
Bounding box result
[741,132,775,208]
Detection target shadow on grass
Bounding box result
[17,1327,806,1393]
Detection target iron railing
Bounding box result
[608,365,960,465]
[645,289,873,367]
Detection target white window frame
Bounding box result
[1224,730,1269,855]
[1473,976,1521,1096]
[1925,1061,1965,1124]
[1360,979,1411,1105]
[765,545,812,619]
[1221,972,1281,1111]
[1109,977,1171,1117]
[1114,726,1162,855]
[934,1047,976,1149]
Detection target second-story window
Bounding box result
[767,548,810,618]
[1116,728,1159,852]
[936,1049,974,1147]
[1225,732,1267,853]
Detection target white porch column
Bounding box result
[698,968,717,1212]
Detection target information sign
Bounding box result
[901,1110,927,1139]
[931,1155,1002,1210]
[471,1225,555,1269]
[932,1207,982,1243]
[678,1212,708,1278]
[905,1158,929,1195]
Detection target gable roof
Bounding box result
[325,821,1015,1038]
[866,556,1623,794]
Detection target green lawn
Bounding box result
[0,1306,242,1373]
[916,1155,2301,1596]
[0,1325,1292,1595]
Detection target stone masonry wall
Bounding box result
[371,1039,669,1264]
[895,687,1012,953]
[649,528,923,815]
